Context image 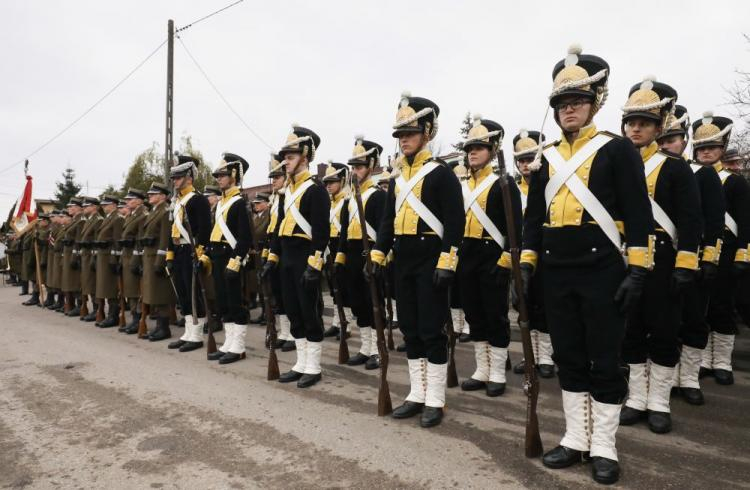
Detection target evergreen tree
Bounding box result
[53,166,82,207]
[452,112,472,151]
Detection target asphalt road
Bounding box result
[1,284,748,489]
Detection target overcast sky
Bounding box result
[1,0,748,212]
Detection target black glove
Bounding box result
[71,256,80,271]
[733,261,750,278]
[334,261,346,278]
[670,267,696,296]
[432,268,455,291]
[224,266,239,280]
[519,262,534,301]
[490,264,511,287]
[260,260,276,280]
[129,261,141,276]
[90,259,97,272]
[614,265,648,315]
[166,260,174,275]
[301,265,321,291]
[109,262,120,275]
[699,261,718,283]
[153,257,166,276]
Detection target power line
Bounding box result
[0,38,168,177]
[176,0,245,33]
[177,35,274,150]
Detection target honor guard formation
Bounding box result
[3,44,749,486]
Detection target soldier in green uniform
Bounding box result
[79,197,103,322]
[94,195,124,328]
[62,197,85,316]
[21,220,38,305]
[139,183,176,341]
[49,210,68,311]
[120,189,148,334]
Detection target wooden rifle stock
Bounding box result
[446,314,459,388]
[351,177,392,416]
[325,255,350,364]
[383,271,395,351]
[137,297,149,338]
[180,214,216,356]
[496,149,543,458]
[261,276,280,380]
[33,240,46,304]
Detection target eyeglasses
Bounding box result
[555,99,590,112]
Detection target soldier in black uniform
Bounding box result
[322,161,350,340]
[338,137,386,370]
[263,126,330,388]
[522,45,654,484]
[617,79,702,435]
[658,106,725,405]
[511,129,556,378]
[692,113,750,386]
[166,155,212,353]
[207,153,252,365]
[370,93,465,428]
[456,116,522,397]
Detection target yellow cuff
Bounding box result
[370,249,386,267]
[195,244,206,258]
[735,247,750,263]
[675,250,699,270]
[226,256,241,272]
[267,252,279,263]
[497,251,512,269]
[386,250,394,264]
[627,235,656,270]
[335,252,346,265]
[436,246,459,272]
[520,249,538,269]
[307,250,324,271]
[166,250,175,261]
[701,239,722,265]
[261,248,269,259]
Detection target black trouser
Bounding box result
[394,235,449,364]
[736,274,750,328]
[345,240,379,328]
[528,261,548,333]
[622,237,681,366]
[173,245,204,317]
[544,251,627,404]
[706,246,739,335]
[457,238,510,347]
[280,237,323,342]
[210,244,247,324]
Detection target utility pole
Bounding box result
[164,19,175,181]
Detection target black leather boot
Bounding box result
[207,350,226,361]
[460,378,486,391]
[347,352,369,366]
[278,370,304,383]
[19,281,29,295]
[121,312,140,333]
[22,292,40,306]
[43,292,56,308]
[591,456,620,484]
[250,311,266,324]
[273,338,285,349]
[168,340,186,349]
[218,352,246,364]
[66,305,81,317]
[647,411,672,434]
[512,359,526,374]
[538,364,556,378]
[148,317,171,342]
[392,401,423,419]
[98,302,120,328]
[420,407,443,427]
[297,373,322,388]
[714,369,734,385]
[458,333,471,343]
[179,341,203,352]
[619,406,646,425]
[323,325,340,338]
[485,381,506,397]
[679,387,704,405]
[698,367,713,378]
[542,445,586,469]
[281,340,296,352]
[365,355,380,370]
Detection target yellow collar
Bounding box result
[713,161,724,173]
[359,178,374,193]
[469,164,493,185]
[559,124,598,155]
[640,141,659,162]
[289,170,311,191]
[331,190,345,205]
[179,185,195,197]
[222,186,241,200]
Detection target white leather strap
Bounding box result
[284,179,315,238]
[395,161,443,237]
[462,174,498,212]
[518,183,528,213]
[643,153,677,243]
[717,170,739,236]
[462,179,505,248]
[544,139,622,250]
[172,191,195,243]
[543,134,612,208]
[330,197,345,233]
[215,195,241,249]
[349,188,377,241]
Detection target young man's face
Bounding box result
[68,205,81,216]
[148,193,165,206]
[118,206,130,217]
[325,180,342,196]
[207,195,219,207]
[351,164,370,182]
[271,175,285,192]
[624,117,659,148]
[284,152,307,175]
[171,175,187,190]
[216,174,233,190]
[102,203,117,215]
[556,96,593,133]
[83,205,97,216]
[516,156,533,177]
[696,146,724,165]
[398,131,426,158]
[255,201,269,212]
[466,145,492,170]
[658,134,686,156]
